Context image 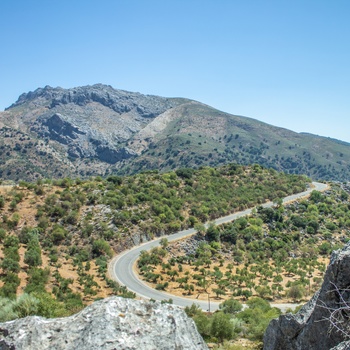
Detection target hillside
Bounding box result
[1,84,350,182]
[133,181,350,347]
[1,166,350,348]
[0,164,308,314]
[137,182,349,305]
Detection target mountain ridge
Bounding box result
[1,84,349,182]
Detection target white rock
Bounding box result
[0,297,208,350]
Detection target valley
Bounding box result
[1,86,350,349]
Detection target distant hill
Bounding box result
[1,84,349,181]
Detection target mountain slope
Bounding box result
[1,84,349,181]
[125,102,350,181]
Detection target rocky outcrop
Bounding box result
[41,113,86,144]
[95,145,134,164]
[166,233,207,258]
[8,84,185,119]
[0,296,208,350]
[330,341,350,350]
[7,84,189,168]
[264,242,350,350]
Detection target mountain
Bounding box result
[1,84,350,181]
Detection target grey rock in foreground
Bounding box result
[330,341,350,350]
[0,296,208,350]
[264,242,350,350]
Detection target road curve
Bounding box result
[109,181,328,312]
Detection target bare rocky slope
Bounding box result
[1,84,350,181]
[264,242,350,350]
[0,297,208,350]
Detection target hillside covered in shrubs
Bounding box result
[0,164,309,318]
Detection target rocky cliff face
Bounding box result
[12,84,186,164]
[0,296,208,350]
[9,84,182,118]
[0,84,191,180]
[264,242,350,350]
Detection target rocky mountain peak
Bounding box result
[7,84,185,119]
[1,84,191,175]
[8,85,64,109]
[0,296,208,350]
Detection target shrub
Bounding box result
[0,195,4,209]
[219,298,243,315]
[211,312,235,342]
[92,239,112,258]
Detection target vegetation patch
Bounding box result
[0,164,309,318]
[138,184,349,305]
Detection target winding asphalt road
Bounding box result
[109,181,328,312]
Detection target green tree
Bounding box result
[206,223,220,242]
[0,297,17,321]
[256,285,272,299]
[210,311,234,342]
[184,303,202,317]
[319,241,332,255]
[1,257,20,273]
[213,288,226,299]
[0,195,4,209]
[92,239,112,257]
[0,273,20,299]
[24,234,42,267]
[13,293,39,318]
[237,297,280,340]
[0,228,6,242]
[50,225,67,244]
[287,284,305,302]
[25,267,50,294]
[159,237,168,249]
[32,292,69,318]
[219,298,243,315]
[193,312,211,339]
[3,235,19,249]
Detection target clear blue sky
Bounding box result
[1,1,350,142]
